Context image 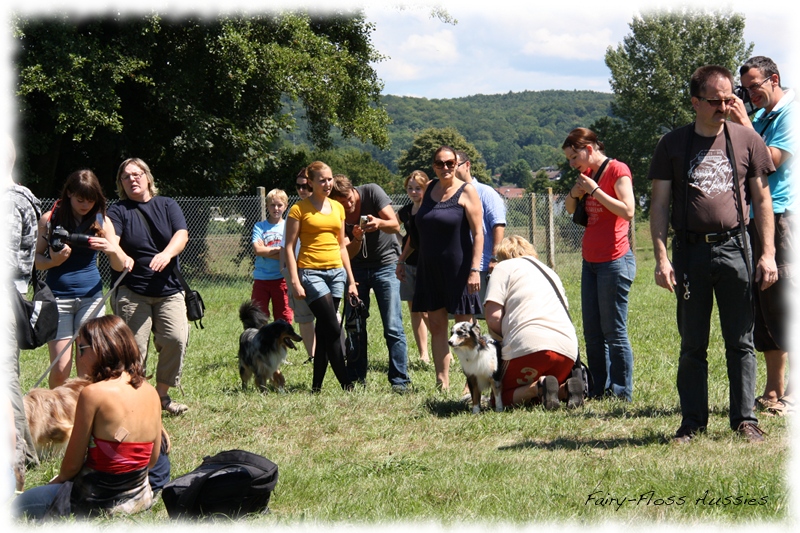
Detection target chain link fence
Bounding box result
[39,189,635,300]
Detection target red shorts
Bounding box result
[251,279,293,322]
[500,350,574,407]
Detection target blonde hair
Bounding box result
[404,170,430,189]
[116,158,158,200]
[495,235,538,261]
[266,188,288,205]
[305,161,331,181]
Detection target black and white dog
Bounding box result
[448,320,504,414]
[238,300,303,392]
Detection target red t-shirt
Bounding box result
[581,159,632,263]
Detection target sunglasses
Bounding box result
[77,344,91,357]
[296,183,312,192]
[698,97,736,107]
[433,159,457,169]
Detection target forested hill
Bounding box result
[329,90,614,174]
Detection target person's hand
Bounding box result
[727,95,752,127]
[352,224,365,241]
[361,215,379,233]
[149,251,172,272]
[467,270,480,295]
[654,258,676,292]
[49,244,71,267]
[347,281,359,301]
[122,256,135,272]
[755,254,778,291]
[395,262,406,281]
[575,174,598,195]
[292,280,306,300]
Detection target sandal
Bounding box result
[160,395,188,416]
[767,394,794,417]
[754,395,781,411]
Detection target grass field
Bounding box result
[15,228,794,527]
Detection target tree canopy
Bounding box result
[14,11,390,198]
[396,127,490,184]
[592,8,753,205]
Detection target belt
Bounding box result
[685,228,741,244]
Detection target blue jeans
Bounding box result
[345,263,410,387]
[581,249,636,401]
[673,233,757,431]
[13,483,61,520]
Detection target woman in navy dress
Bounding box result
[413,145,483,390]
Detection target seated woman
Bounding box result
[483,236,582,409]
[14,315,163,520]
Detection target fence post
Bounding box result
[529,192,537,246]
[546,187,555,269]
[257,186,266,222]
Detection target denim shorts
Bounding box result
[299,267,346,304]
[55,290,107,340]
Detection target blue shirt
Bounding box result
[252,218,285,281]
[752,89,797,213]
[472,180,507,271]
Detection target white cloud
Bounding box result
[521,28,615,61]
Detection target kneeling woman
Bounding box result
[14,315,163,520]
[484,236,581,409]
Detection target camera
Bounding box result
[50,226,91,252]
[359,215,369,228]
[734,85,756,115]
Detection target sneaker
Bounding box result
[672,425,701,444]
[538,375,560,411]
[565,377,584,409]
[160,395,188,416]
[736,422,766,443]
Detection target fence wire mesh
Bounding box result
[38,190,634,303]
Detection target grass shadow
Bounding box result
[424,397,474,418]
[499,432,670,451]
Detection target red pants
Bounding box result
[251,279,293,322]
[500,350,574,407]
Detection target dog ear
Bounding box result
[471,322,487,348]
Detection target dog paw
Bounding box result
[471,405,481,415]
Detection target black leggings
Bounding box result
[307,294,352,392]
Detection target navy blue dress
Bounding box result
[412,179,481,315]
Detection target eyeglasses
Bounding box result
[433,159,457,169]
[698,97,736,107]
[296,183,312,192]
[122,171,145,181]
[77,344,91,357]
[457,160,468,168]
[744,78,771,94]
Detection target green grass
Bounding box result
[17,235,792,526]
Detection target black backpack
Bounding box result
[162,450,278,519]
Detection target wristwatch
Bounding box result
[489,255,498,262]
[470,268,480,273]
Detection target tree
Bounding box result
[13,11,391,198]
[497,159,531,187]
[396,127,491,184]
[594,8,753,206]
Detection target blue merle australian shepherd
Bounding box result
[238,300,303,392]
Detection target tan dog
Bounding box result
[23,377,91,459]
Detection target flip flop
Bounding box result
[767,395,794,417]
[755,395,781,411]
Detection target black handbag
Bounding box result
[11,269,59,350]
[571,157,611,227]
[572,196,589,226]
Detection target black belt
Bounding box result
[685,228,741,244]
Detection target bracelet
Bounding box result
[397,261,405,265]
[470,268,480,273]
[590,186,600,197]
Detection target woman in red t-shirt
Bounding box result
[563,128,637,401]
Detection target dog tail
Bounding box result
[239,300,270,330]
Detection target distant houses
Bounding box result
[494,166,564,200]
[495,186,526,200]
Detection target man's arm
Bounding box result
[650,179,676,293]
[749,175,778,290]
[728,97,793,169]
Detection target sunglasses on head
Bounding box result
[433,159,457,169]
[296,183,312,191]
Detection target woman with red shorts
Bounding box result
[484,236,581,409]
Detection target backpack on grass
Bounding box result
[161,449,278,519]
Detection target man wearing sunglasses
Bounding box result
[729,56,796,417]
[649,65,777,443]
[329,174,411,393]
